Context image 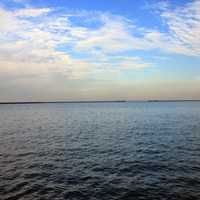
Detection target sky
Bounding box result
[0,0,200,101]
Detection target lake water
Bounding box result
[0,102,200,200]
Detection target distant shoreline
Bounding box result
[0,100,200,105]
[0,100,126,105]
[147,100,200,102]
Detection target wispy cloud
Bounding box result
[0,6,152,81]
[161,0,200,56]
[0,0,199,83]
[14,8,51,17]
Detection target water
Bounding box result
[0,102,200,200]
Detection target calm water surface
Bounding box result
[0,102,200,200]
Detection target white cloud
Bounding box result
[75,14,153,53]
[0,7,20,32]
[0,0,199,85]
[145,0,200,56]
[0,6,152,82]
[116,57,151,70]
[160,0,200,56]
[14,8,51,17]
[74,3,200,57]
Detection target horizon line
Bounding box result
[0,100,200,105]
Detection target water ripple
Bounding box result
[1,102,200,199]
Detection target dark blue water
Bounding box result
[0,102,200,200]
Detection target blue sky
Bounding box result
[0,0,200,101]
